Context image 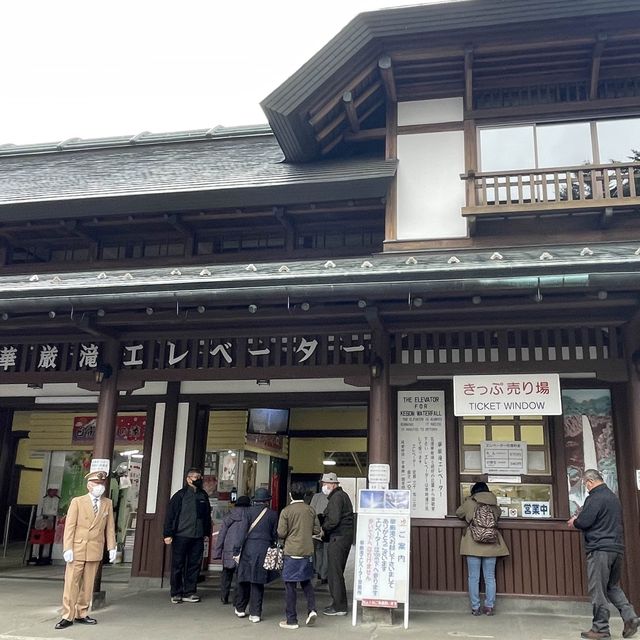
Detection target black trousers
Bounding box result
[285,580,316,624]
[326,535,351,612]
[235,581,265,617]
[587,550,637,633]
[170,536,204,597]
[220,566,236,602]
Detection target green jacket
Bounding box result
[456,491,509,557]
[277,500,320,557]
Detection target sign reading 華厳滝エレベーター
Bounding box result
[453,374,562,416]
[397,391,447,518]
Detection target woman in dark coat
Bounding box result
[212,496,251,604]
[234,487,279,623]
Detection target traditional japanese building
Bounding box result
[1,0,639,605]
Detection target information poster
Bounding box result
[397,391,447,518]
[352,489,411,629]
[481,441,527,474]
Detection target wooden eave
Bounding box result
[261,1,640,161]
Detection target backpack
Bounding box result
[468,499,498,544]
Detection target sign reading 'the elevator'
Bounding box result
[397,391,447,518]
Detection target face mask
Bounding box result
[192,478,203,490]
[321,485,331,496]
[91,484,105,498]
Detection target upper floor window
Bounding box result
[479,117,640,172]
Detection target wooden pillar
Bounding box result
[93,341,120,461]
[131,382,181,585]
[621,321,640,608]
[368,331,391,466]
[0,409,17,539]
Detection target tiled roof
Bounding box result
[0,128,396,219]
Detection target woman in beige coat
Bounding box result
[456,482,509,616]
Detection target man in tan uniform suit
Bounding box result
[55,470,116,630]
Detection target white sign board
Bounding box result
[353,489,411,629]
[481,441,527,475]
[90,458,110,474]
[521,501,551,518]
[453,374,562,416]
[368,464,390,490]
[397,391,447,518]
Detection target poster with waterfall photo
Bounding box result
[562,389,618,516]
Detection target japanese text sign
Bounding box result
[453,374,561,416]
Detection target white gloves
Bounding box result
[63,550,73,563]
[108,549,117,563]
[232,555,240,565]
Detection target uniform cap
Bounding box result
[85,470,108,482]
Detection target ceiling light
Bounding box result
[412,297,423,307]
[121,449,140,456]
[323,459,337,466]
[472,296,482,305]
[248,304,258,314]
[48,311,56,319]
[34,396,98,404]
[130,454,144,459]
[96,308,106,317]
[300,302,310,311]
[145,307,154,315]
[357,299,367,309]
[197,305,206,314]
[597,290,608,300]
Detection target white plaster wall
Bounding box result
[397,130,467,240]
[398,98,463,126]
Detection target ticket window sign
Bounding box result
[352,489,411,629]
[453,374,562,416]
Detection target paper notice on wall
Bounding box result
[397,391,447,518]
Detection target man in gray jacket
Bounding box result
[568,469,639,640]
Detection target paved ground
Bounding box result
[0,564,617,640]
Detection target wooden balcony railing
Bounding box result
[461,162,640,217]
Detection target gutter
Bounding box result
[1,272,639,314]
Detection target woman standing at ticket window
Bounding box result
[456,482,509,616]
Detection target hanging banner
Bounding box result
[453,374,561,416]
[352,489,411,629]
[72,415,146,444]
[397,391,447,518]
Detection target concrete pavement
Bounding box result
[0,565,621,640]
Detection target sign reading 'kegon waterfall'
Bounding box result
[397,391,447,518]
[453,374,562,416]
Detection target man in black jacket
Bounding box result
[163,468,212,604]
[319,472,354,616]
[568,469,639,640]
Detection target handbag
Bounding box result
[263,544,284,571]
[235,507,268,564]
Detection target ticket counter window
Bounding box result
[458,415,553,518]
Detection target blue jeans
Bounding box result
[466,556,497,610]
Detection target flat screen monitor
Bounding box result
[247,408,290,435]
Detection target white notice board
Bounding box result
[353,489,411,629]
[397,391,447,518]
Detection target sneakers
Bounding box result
[323,606,347,616]
[182,594,201,603]
[306,611,317,626]
[234,609,246,618]
[170,596,182,604]
[623,618,640,639]
[279,621,299,630]
[580,631,611,640]
[484,607,495,616]
[471,608,482,616]
[249,615,261,623]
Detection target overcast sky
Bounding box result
[0,0,449,146]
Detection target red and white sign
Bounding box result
[453,374,562,416]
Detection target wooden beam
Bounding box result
[342,91,360,133]
[464,45,474,111]
[600,206,614,228]
[385,101,397,242]
[308,60,378,127]
[378,55,397,102]
[590,33,608,100]
[343,128,386,143]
